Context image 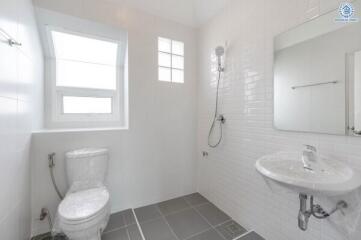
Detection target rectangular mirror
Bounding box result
[274,1,361,135]
[348,49,361,135]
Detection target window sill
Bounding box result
[32,127,128,135]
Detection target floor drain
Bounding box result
[218,220,247,239]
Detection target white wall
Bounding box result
[197,0,361,240]
[31,0,198,236]
[0,0,44,239]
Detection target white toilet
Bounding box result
[57,148,111,240]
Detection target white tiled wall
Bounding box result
[31,0,198,236]
[0,0,43,239]
[197,0,361,239]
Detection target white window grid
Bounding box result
[158,37,184,83]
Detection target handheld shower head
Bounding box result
[215,46,225,71]
[215,46,225,57]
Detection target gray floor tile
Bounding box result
[165,208,211,240]
[158,197,191,215]
[103,227,129,240]
[140,218,177,240]
[127,224,142,240]
[237,232,265,240]
[105,209,136,233]
[183,193,209,206]
[216,220,247,240]
[195,203,230,226]
[187,229,224,240]
[105,212,126,232]
[134,204,162,223]
[123,209,136,225]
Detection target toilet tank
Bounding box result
[65,148,109,187]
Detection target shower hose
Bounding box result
[208,68,224,148]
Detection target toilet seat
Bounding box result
[58,187,109,224]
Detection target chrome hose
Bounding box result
[208,68,225,148]
[48,153,64,200]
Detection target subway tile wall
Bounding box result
[197,0,361,240]
[0,0,43,239]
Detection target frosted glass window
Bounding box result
[172,41,184,56]
[52,31,118,64]
[56,60,116,89]
[159,67,171,82]
[63,96,112,114]
[172,55,184,69]
[172,69,184,83]
[158,37,171,53]
[158,52,171,67]
[158,37,184,83]
[52,30,118,90]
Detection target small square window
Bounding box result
[158,37,184,83]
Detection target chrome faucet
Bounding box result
[302,145,317,171]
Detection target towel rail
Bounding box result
[291,81,338,90]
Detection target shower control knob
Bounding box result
[217,114,226,124]
[350,126,361,135]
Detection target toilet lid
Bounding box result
[59,187,109,222]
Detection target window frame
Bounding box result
[158,37,184,83]
[45,27,123,126]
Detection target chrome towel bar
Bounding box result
[291,81,338,90]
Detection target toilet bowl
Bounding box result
[57,148,111,240]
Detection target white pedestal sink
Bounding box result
[255,151,361,196]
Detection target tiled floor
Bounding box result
[102,193,265,240]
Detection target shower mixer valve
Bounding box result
[217,114,226,124]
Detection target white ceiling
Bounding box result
[104,0,230,27]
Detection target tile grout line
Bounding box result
[132,208,146,240]
[232,230,253,240]
[134,194,209,226]
[189,203,227,240]
[104,226,128,235]
[154,204,181,240]
[183,227,213,240]
[159,196,210,217]
[187,195,250,240]
[104,210,137,235]
[125,227,131,240]
[183,195,240,240]
[159,199,213,240]
[132,194,251,240]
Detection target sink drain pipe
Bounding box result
[298,194,348,231]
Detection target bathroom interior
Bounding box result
[1,0,361,239]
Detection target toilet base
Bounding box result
[58,205,110,240]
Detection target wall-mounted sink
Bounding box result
[255,151,361,196]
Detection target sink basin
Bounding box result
[255,152,361,196]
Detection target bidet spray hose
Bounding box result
[48,153,64,200]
